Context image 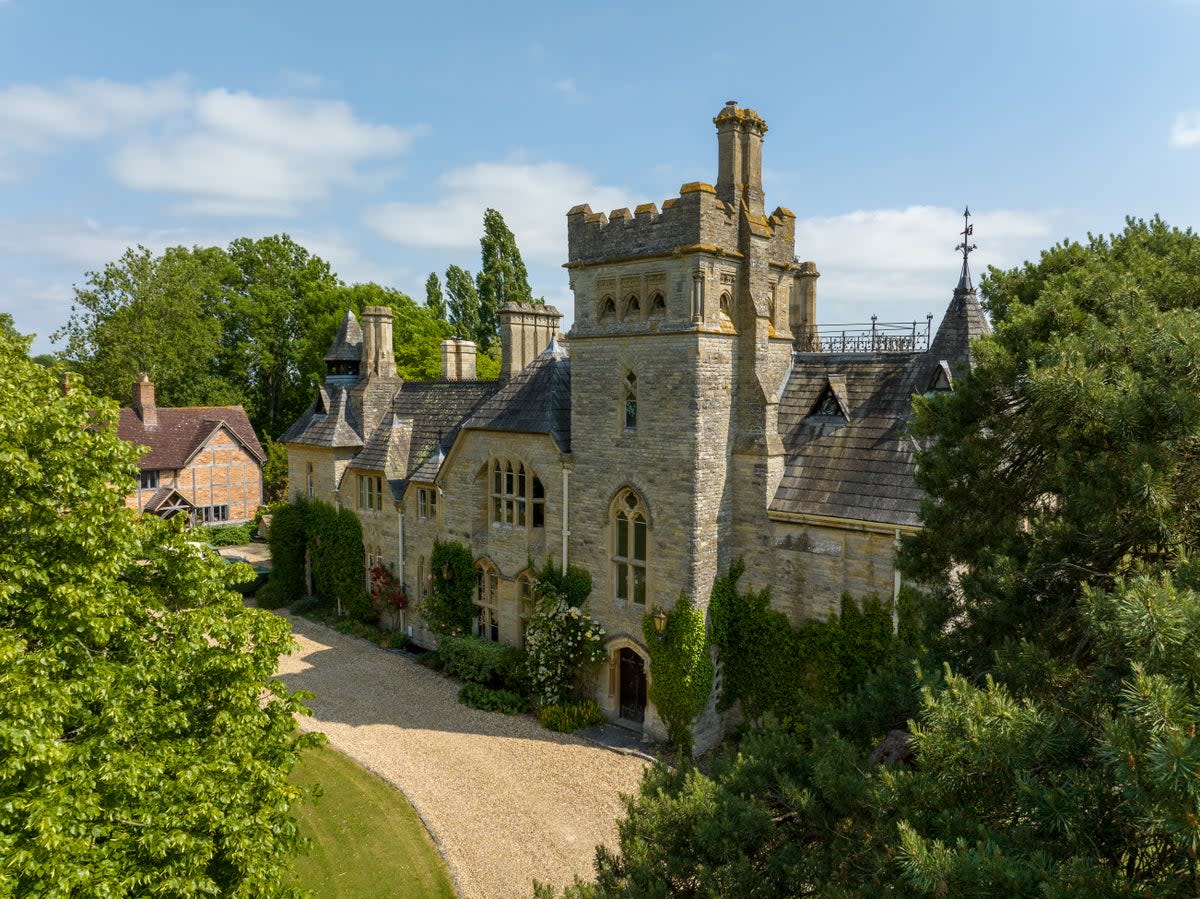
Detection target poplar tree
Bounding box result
[476,208,534,351]
[444,264,480,343]
[424,271,447,321]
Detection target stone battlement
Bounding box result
[566,185,797,268]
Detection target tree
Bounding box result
[444,264,480,344]
[0,332,317,895]
[475,208,534,351]
[55,245,242,409]
[424,272,447,322]
[902,217,1200,670]
[221,235,344,439]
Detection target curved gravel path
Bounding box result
[274,612,648,899]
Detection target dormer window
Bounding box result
[927,360,954,394]
[809,375,850,420]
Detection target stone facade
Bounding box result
[283,102,987,753]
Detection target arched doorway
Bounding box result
[618,647,646,724]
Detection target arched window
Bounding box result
[650,291,666,314]
[624,294,640,319]
[600,296,616,319]
[475,560,500,642]
[623,372,637,432]
[719,291,733,322]
[490,459,545,529]
[612,489,648,605]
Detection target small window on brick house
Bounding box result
[200,504,230,523]
[139,470,159,490]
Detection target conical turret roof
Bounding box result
[324,310,363,362]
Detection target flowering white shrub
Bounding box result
[524,586,607,707]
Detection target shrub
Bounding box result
[439,635,524,686]
[457,683,527,715]
[524,561,606,707]
[368,563,407,631]
[288,595,323,617]
[262,498,309,606]
[385,632,409,651]
[422,540,476,636]
[644,593,713,757]
[417,651,444,672]
[538,699,604,733]
[198,521,256,546]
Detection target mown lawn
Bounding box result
[289,744,456,898]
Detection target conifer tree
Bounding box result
[445,264,480,343]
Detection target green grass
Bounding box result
[289,745,456,899]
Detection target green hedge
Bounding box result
[457,683,527,715]
[259,499,309,609]
[438,635,525,689]
[259,498,367,617]
[198,521,256,546]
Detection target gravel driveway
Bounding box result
[274,612,648,899]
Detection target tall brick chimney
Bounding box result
[440,338,478,381]
[498,303,563,382]
[714,100,767,216]
[132,372,157,427]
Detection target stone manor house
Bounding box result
[283,102,988,747]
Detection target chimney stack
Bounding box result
[360,305,396,379]
[440,338,477,381]
[714,101,768,216]
[132,373,157,427]
[498,303,563,382]
[791,262,820,350]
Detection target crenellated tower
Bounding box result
[565,102,820,633]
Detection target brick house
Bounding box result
[119,374,265,524]
[283,102,988,751]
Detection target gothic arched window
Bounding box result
[612,489,648,605]
[490,458,544,529]
[475,560,501,642]
[623,371,637,432]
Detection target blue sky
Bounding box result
[2,0,1199,354]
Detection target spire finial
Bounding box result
[955,206,977,292]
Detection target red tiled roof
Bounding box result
[117,405,266,471]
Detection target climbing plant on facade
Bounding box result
[642,593,713,757]
[423,540,477,636]
[524,561,606,707]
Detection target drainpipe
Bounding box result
[561,466,570,568]
[397,504,405,634]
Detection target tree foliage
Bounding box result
[524,561,605,708]
[0,333,317,895]
[424,271,447,322]
[444,264,480,345]
[476,207,534,351]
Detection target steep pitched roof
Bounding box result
[924,285,991,376]
[280,384,363,449]
[118,405,265,471]
[463,342,571,451]
[774,353,925,528]
[382,380,501,486]
[324,310,363,362]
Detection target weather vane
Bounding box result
[955,206,976,291]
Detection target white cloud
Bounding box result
[365,159,633,263]
[793,205,1056,322]
[552,78,582,101]
[0,77,425,216]
[1170,111,1200,148]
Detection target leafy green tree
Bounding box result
[221,235,344,439]
[56,244,242,408]
[424,272,447,322]
[475,208,534,351]
[0,312,24,343]
[444,264,480,345]
[0,332,317,895]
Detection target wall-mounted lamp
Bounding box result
[442,564,452,581]
[652,608,668,639]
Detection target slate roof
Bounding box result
[381,380,501,488]
[463,342,571,451]
[279,384,363,449]
[324,310,363,362]
[118,405,265,471]
[772,283,988,529]
[774,353,926,528]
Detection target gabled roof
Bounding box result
[280,384,363,449]
[118,405,265,471]
[463,342,571,451]
[142,486,195,515]
[774,353,926,528]
[381,380,501,486]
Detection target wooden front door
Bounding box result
[618,648,646,723]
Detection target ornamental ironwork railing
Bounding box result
[799,315,933,354]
